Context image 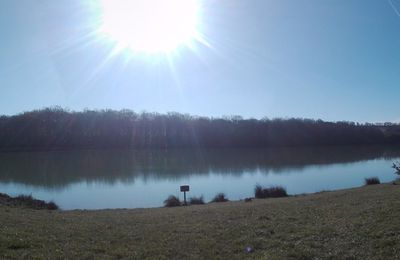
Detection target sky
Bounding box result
[0,0,399,122]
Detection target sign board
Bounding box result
[180,185,190,192]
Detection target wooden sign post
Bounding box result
[180,185,190,205]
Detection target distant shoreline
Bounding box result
[1,108,400,150]
[0,143,400,153]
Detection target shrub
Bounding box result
[365,177,380,185]
[189,196,205,205]
[392,162,400,175]
[255,185,288,198]
[210,193,229,203]
[16,194,34,201]
[47,201,59,210]
[0,194,59,210]
[164,195,181,207]
[255,185,264,198]
[0,193,11,200]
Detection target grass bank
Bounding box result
[1,184,399,259]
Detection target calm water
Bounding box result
[0,146,399,209]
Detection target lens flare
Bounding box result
[99,0,200,53]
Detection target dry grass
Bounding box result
[1,184,399,259]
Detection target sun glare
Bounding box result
[98,0,201,53]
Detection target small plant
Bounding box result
[392,162,400,175]
[16,194,46,209]
[255,185,264,198]
[16,194,34,201]
[255,185,288,198]
[365,177,380,185]
[210,193,229,203]
[189,196,205,205]
[47,201,59,210]
[163,195,181,207]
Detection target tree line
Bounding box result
[0,107,399,150]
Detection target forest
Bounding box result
[0,107,399,150]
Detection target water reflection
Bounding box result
[0,145,399,189]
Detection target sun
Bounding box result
[98,0,201,53]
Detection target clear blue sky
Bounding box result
[0,0,399,122]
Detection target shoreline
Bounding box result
[1,183,399,258]
[1,180,395,212]
[1,179,397,212]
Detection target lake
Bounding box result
[0,145,399,209]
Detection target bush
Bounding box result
[164,195,181,207]
[0,194,59,210]
[47,201,59,210]
[392,162,400,175]
[189,196,205,205]
[255,185,264,198]
[210,193,229,203]
[255,185,288,199]
[365,177,380,185]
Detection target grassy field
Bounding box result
[1,184,399,259]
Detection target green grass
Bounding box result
[1,184,399,259]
